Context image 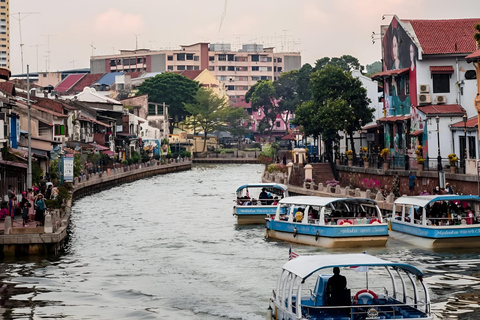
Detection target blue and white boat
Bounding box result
[233,183,289,225]
[265,196,388,248]
[390,194,480,248]
[269,253,432,320]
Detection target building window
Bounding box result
[218,66,226,71]
[277,58,282,63]
[433,74,450,93]
[55,125,65,136]
[218,76,227,81]
[235,56,247,62]
[148,104,156,115]
[137,57,144,63]
[167,55,173,61]
[227,54,234,61]
[194,66,199,70]
[110,60,117,66]
[186,53,194,60]
[209,56,214,62]
[194,56,199,61]
[227,66,234,71]
[236,66,248,71]
[276,122,281,128]
[277,67,282,72]
[167,65,173,71]
[209,66,214,71]
[251,55,259,62]
[218,54,226,61]
[227,85,234,90]
[177,53,185,61]
[251,76,260,81]
[252,66,259,71]
[177,65,185,71]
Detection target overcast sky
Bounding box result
[9,0,480,74]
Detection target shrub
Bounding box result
[346,149,353,160]
[362,178,381,192]
[415,145,424,164]
[258,155,273,165]
[448,154,458,166]
[380,148,390,160]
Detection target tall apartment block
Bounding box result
[0,0,9,69]
[90,42,301,103]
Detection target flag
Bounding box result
[350,266,369,272]
[289,246,299,260]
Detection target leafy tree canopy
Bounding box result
[181,88,231,152]
[314,55,363,73]
[136,73,201,133]
[365,61,382,76]
[296,63,314,103]
[222,106,251,142]
[245,80,278,140]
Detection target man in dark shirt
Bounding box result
[326,267,348,306]
[259,188,268,204]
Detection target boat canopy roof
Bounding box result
[283,254,423,280]
[236,183,287,192]
[278,196,378,207]
[394,195,480,207]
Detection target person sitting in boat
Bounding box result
[271,197,279,205]
[295,208,304,222]
[326,267,348,306]
[259,188,268,205]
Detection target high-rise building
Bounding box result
[90,42,301,103]
[0,0,9,69]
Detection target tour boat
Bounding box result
[269,253,433,320]
[233,183,289,225]
[390,194,480,249]
[265,196,388,248]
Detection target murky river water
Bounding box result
[1,164,480,319]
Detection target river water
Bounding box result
[1,164,480,319]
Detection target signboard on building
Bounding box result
[64,154,74,182]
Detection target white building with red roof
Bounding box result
[372,16,480,171]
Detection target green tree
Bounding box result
[274,70,300,129]
[136,73,201,133]
[181,88,231,152]
[297,63,313,103]
[299,65,373,155]
[223,106,251,147]
[314,55,363,73]
[365,61,382,76]
[245,80,278,141]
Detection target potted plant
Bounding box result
[448,153,458,173]
[415,145,424,171]
[380,148,390,170]
[360,146,369,168]
[346,150,354,166]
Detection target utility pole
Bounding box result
[42,34,55,71]
[30,44,45,72]
[11,12,39,74]
[135,34,140,50]
[27,65,32,189]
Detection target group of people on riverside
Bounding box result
[0,176,58,227]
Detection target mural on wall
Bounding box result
[382,18,418,115]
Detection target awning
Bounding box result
[101,150,114,156]
[371,68,409,79]
[281,133,296,140]
[466,49,480,63]
[430,66,454,74]
[377,115,411,123]
[89,143,110,150]
[410,130,423,137]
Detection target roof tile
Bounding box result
[417,104,465,115]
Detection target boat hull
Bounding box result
[234,206,283,225]
[390,220,480,249]
[265,220,388,248]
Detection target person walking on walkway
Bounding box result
[34,194,46,226]
[408,172,417,196]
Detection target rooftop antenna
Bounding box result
[371,31,382,44]
[90,42,96,56]
[135,34,140,50]
[70,59,77,69]
[30,44,45,73]
[42,34,55,71]
[11,12,39,74]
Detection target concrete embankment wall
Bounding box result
[0,159,192,257]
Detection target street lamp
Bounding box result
[344,119,348,154]
[436,116,442,171]
[463,114,468,171]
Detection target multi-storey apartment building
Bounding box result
[0,0,9,69]
[90,42,301,103]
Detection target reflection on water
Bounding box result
[1,164,480,319]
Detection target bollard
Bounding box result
[354,188,361,197]
[345,186,350,196]
[4,216,12,234]
[44,214,53,233]
[386,193,395,203]
[365,189,372,199]
[318,183,324,191]
[375,190,384,201]
[335,185,341,194]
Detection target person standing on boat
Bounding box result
[445,183,453,194]
[326,267,348,306]
[466,206,474,225]
[259,188,268,205]
[408,172,416,196]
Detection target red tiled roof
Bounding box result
[55,74,86,93]
[69,73,104,94]
[378,115,411,122]
[407,19,480,55]
[171,70,203,80]
[371,68,409,79]
[451,116,478,128]
[430,66,454,74]
[0,81,15,95]
[32,104,68,118]
[410,130,423,136]
[466,49,480,62]
[36,98,67,114]
[418,104,465,115]
[80,114,111,128]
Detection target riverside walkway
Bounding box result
[0,158,191,257]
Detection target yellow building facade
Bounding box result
[0,0,9,69]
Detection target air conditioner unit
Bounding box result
[418,94,431,105]
[435,95,447,104]
[419,84,430,93]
